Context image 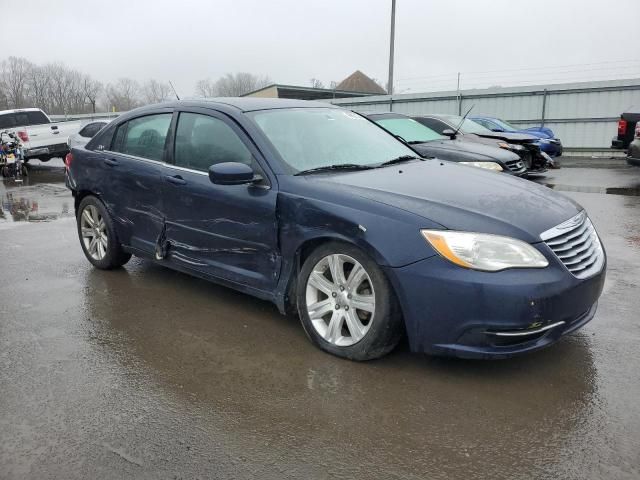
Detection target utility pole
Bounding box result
[387,0,396,96]
[456,72,461,115]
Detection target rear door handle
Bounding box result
[165,174,186,185]
[103,158,119,167]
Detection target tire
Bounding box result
[297,241,403,361]
[77,195,131,269]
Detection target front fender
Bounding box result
[272,190,440,313]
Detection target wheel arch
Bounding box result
[279,233,403,319]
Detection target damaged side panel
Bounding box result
[159,167,281,294]
[273,187,441,313]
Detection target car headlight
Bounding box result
[421,230,549,271]
[537,138,551,144]
[459,161,503,171]
[497,142,525,151]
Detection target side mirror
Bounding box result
[442,129,457,139]
[208,162,258,185]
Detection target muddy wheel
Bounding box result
[77,196,131,269]
[297,241,403,361]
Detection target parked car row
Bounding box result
[65,98,605,362]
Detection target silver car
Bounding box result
[67,120,109,149]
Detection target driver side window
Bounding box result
[174,113,254,172]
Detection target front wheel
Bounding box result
[77,196,131,269]
[297,242,403,361]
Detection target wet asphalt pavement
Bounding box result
[1,159,639,479]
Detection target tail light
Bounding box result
[17,131,29,142]
[617,119,627,136]
[64,152,73,169]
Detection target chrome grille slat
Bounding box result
[556,242,593,262]
[541,212,604,279]
[545,221,589,246]
[562,243,596,266]
[569,256,597,273]
[552,229,591,252]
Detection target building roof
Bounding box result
[242,83,374,100]
[336,70,387,95]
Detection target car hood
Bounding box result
[472,131,539,142]
[306,160,581,243]
[412,139,519,162]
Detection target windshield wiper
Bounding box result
[377,155,423,167]
[294,163,374,176]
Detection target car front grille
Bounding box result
[505,159,525,172]
[540,211,604,279]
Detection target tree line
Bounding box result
[0,56,272,114]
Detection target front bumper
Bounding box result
[385,248,606,359]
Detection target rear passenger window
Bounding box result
[174,113,253,172]
[80,122,104,138]
[114,114,172,161]
[27,111,49,125]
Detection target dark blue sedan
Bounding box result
[65,99,605,360]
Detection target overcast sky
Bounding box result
[3,0,640,95]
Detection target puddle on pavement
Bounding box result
[544,183,640,196]
[0,164,71,224]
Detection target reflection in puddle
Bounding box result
[0,165,71,224]
[544,183,640,196]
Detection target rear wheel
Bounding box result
[297,241,403,361]
[77,196,131,269]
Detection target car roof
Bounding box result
[364,112,409,120]
[151,97,336,113]
[415,114,459,123]
[0,108,43,115]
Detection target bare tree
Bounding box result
[47,63,74,114]
[329,80,339,90]
[83,76,102,113]
[105,78,140,111]
[141,79,171,104]
[26,65,51,111]
[0,57,33,108]
[310,78,325,89]
[195,78,217,98]
[214,72,271,97]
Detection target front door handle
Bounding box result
[165,174,186,186]
[103,158,118,167]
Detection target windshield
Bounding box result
[488,118,518,132]
[375,118,445,143]
[250,108,418,173]
[439,115,492,134]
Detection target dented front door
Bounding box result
[160,110,280,293]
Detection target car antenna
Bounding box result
[452,104,475,137]
[169,81,180,100]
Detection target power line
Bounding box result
[397,58,640,82]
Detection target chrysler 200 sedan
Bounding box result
[65,98,606,360]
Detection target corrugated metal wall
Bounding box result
[330,78,640,151]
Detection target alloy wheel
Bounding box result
[305,254,376,346]
[80,205,108,261]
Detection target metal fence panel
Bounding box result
[331,78,640,150]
